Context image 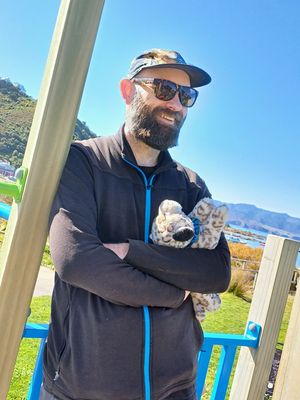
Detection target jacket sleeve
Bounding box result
[49,145,185,308]
[125,173,231,294]
[125,235,231,293]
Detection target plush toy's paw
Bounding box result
[193,292,221,312]
[189,198,228,249]
[191,292,221,322]
[192,301,207,323]
[189,197,215,224]
[150,200,194,248]
[211,205,228,232]
[191,294,206,322]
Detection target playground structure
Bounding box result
[0,1,299,399]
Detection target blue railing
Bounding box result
[22,321,261,400]
[196,321,261,399]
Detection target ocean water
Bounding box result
[228,224,300,268]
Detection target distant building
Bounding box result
[0,161,15,178]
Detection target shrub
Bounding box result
[227,269,253,301]
[229,243,263,270]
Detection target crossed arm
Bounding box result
[103,235,231,295]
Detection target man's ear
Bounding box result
[120,79,136,104]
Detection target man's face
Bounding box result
[126,68,190,151]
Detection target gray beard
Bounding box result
[126,94,186,151]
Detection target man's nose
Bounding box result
[166,92,183,112]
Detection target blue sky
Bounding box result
[1,1,300,217]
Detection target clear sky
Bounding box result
[1,1,299,217]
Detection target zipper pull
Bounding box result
[54,370,60,381]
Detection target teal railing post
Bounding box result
[196,321,261,399]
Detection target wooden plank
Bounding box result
[272,276,300,399]
[0,1,105,397]
[229,235,300,400]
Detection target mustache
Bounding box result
[153,107,183,124]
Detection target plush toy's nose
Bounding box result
[173,227,194,242]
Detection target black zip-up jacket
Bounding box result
[43,128,231,400]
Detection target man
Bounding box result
[41,49,231,400]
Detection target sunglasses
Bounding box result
[132,78,198,107]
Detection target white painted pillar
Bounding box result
[229,235,300,400]
[0,1,105,397]
[272,276,300,399]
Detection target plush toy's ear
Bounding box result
[159,200,182,215]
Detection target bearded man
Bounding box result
[41,49,231,400]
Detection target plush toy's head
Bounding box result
[150,200,194,248]
[151,197,228,250]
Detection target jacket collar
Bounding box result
[114,125,177,172]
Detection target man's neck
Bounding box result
[124,128,160,167]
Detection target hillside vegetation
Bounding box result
[0,78,96,168]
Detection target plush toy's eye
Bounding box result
[167,223,175,232]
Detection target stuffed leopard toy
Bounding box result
[151,197,228,323]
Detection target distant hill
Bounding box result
[224,202,300,241]
[0,77,97,168]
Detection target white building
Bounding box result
[0,161,15,178]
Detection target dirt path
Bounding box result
[33,267,55,297]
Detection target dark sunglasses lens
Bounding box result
[155,80,177,101]
[179,87,198,107]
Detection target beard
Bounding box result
[126,93,186,151]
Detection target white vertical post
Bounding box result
[272,276,300,399]
[0,1,105,397]
[229,235,300,400]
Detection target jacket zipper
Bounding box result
[123,157,155,400]
[143,175,155,400]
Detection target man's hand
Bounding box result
[103,243,129,259]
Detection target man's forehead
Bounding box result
[137,67,191,86]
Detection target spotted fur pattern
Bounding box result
[150,198,228,323]
[189,198,228,249]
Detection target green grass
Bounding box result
[7,293,294,399]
